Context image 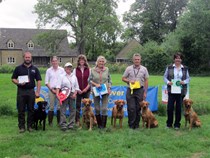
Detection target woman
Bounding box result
[89,56,112,128]
[73,55,91,126]
[163,52,190,130]
[56,62,80,131]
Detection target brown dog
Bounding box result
[183,99,201,130]
[140,101,158,128]
[80,98,97,131]
[111,100,125,128]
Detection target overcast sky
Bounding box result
[0,0,135,29]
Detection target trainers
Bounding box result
[61,126,68,131]
[28,127,33,132]
[19,128,25,133]
[174,127,180,130]
[165,126,172,129]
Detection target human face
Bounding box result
[51,58,59,68]
[65,66,72,74]
[24,52,32,65]
[79,59,85,66]
[174,55,182,66]
[97,59,105,68]
[133,56,141,67]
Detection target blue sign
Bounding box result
[36,86,158,117]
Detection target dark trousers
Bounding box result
[166,93,184,128]
[17,88,35,129]
[126,88,144,129]
[75,91,90,122]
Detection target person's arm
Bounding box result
[143,78,148,100]
[181,70,190,85]
[35,80,41,98]
[163,67,172,86]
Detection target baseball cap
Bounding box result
[64,62,72,67]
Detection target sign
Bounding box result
[36,86,158,117]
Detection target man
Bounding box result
[122,53,149,129]
[45,56,65,126]
[56,62,80,131]
[12,52,42,133]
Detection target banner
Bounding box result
[36,86,158,117]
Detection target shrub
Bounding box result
[0,105,14,116]
[157,103,167,116]
[0,65,15,73]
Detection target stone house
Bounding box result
[0,28,78,67]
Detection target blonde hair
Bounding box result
[95,55,107,66]
[132,53,141,59]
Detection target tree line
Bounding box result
[34,0,210,74]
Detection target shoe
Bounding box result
[165,126,172,129]
[28,127,33,132]
[61,126,68,131]
[67,126,75,130]
[19,128,25,133]
[174,127,180,130]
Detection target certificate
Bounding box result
[93,84,108,97]
[18,75,29,84]
[171,79,181,94]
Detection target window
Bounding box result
[7,40,14,48]
[7,57,15,64]
[27,40,34,50]
[59,57,62,63]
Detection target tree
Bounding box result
[122,0,188,43]
[34,30,67,55]
[175,0,210,73]
[34,0,122,56]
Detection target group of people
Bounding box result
[11,51,190,133]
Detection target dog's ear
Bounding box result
[122,100,125,105]
[89,99,92,104]
[190,99,193,105]
[146,101,150,106]
[114,100,119,105]
[183,99,187,105]
[139,101,144,107]
[82,99,85,104]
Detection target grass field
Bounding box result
[1,74,210,158]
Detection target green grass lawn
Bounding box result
[1,73,210,158]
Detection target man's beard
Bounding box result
[24,60,32,65]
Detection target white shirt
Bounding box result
[45,66,65,88]
[56,73,80,93]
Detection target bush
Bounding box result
[106,63,128,74]
[0,105,14,116]
[157,103,167,116]
[0,65,15,73]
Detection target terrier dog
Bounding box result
[34,101,47,131]
[111,100,125,128]
[140,101,158,128]
[183,99,201,130]
[80,98,97,131]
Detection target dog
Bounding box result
[111,100,125,128]
[80,98,97,131]
[183,99,201,130]
[34,101,47,131]
[140,101,158,128]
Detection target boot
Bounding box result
[95,114,102,129]
[48,111,54,126]
[57,110,60,125]
[101,115,107,128]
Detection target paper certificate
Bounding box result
[171,79,181,94]
[93,84,108,97]
[18,75,29,84]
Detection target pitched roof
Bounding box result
[116,39,141,59]
[0,28,78,57]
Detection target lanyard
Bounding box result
[133,66,140,78]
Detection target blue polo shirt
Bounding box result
[11,64,42,89]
